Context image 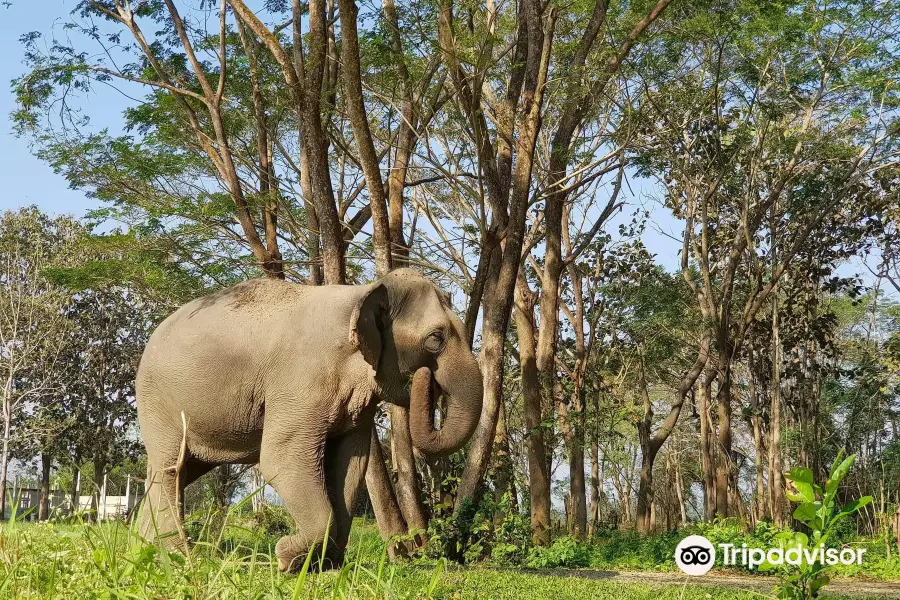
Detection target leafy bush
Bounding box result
[587,528,683,570]
[485,509,532,564]
[245,503,294,536]
[181,502,294,555]
[425,493,530,564]
[524,536,591,569]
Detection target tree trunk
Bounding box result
[614,468,633,525]
[0,388,11,520]
[454,250,509,510]
[491,400,518,515]
[70,460,80,515]
[0,438,8,520]
[769,292,786,525]
[892,503,900,555]
[92,456,106,522]
[752,414,767,523]
[569,430,588,538]
[297,0,346,287]
[665,453,674,531]
[635,357,654,535]
[714,350,733,518]
[299,147,323,285]
[674,450,687,528]
[250,466,265,513]
[513,276,552,545]
[748,365,768,523]
[39,453,52,521]
[733,470,747,525]
[213,464,233,510]
[589,434,601,537]
[555,380,580,536]
[699,369,716,521]
[568,385,588,538]
[635,447,655,535]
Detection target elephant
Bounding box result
[135,268,483,572]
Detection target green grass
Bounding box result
[0,512,879,599]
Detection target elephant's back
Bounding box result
[136,279,355,413]
[143,279,299,358]
[136,280,309,426]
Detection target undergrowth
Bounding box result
[419,494,900,579]
[0,499,892,599]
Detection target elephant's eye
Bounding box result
[424,330,445,353]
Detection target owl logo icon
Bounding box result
[675,535,716,576]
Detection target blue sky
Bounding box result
[1,2,101,216]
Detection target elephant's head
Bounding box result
[349,268,483,456]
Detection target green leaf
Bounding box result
[828,450,845,481]
[786,467,817,502]
[792,503,818,526]
[793,481,816,503]
[840,496,873,515]
[824,477,840,503]
[826,454,856,490]
[810,575,830,595]
[786,467,815,485]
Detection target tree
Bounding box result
[606,262,705,535]
[0,208,79,519]
[530,0,672,541]
[634,0,900,518]
[20,391,76,520]
[56,288,152,518]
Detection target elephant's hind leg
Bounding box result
[140,447,214,550]
[259,425,334,573]
[140,456,184,549]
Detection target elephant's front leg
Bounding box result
[323,418,374,566]
[259,423,334,573]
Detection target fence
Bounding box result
[3,474,142,521]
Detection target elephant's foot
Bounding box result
[139,510,189,553]
[275,535,344,573]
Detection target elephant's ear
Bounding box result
[349,283,388,370]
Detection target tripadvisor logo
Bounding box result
[674,535,866,576]
[675,535,716,575]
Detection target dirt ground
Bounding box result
[538,569,900,598]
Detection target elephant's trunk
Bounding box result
[408,363,483,457]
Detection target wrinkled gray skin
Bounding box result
[136,269,483,572]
